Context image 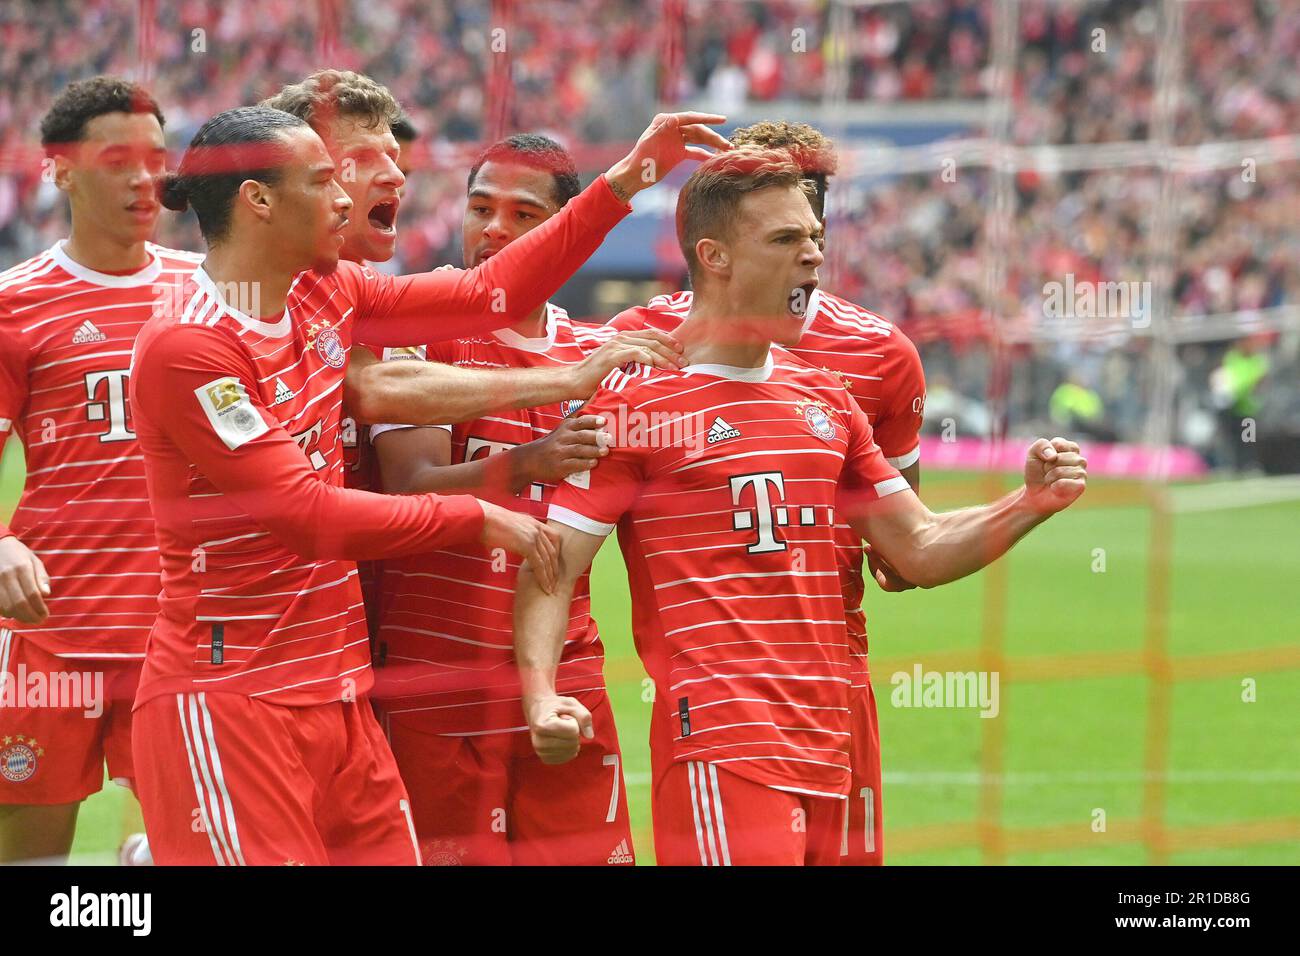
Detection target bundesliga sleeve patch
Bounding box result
[195,376,269,450]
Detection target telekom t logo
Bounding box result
[467,436,544,502]
[84,369,134,443]
[730,471,787,554]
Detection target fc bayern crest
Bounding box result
[803,402,836,442]
[561,398,586,418]
[315,328,346,368]
[0,736,40,783]
[421,838,469,866]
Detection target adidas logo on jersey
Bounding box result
[71,320,107,344]
[273,379,295,405]
[707,417,741,444]
[607,839,633,865]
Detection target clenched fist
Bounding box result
[523,693,594,765]
[1023,437,1087,515]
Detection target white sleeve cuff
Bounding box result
[370,422,452,442]
[874,475,911,498]
[548,504,615,537]
[885,444,921,470]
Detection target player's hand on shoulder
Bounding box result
[1023,437,1087,515]
[523,693,594,765]
[476,501,560,593]
[0,535,51,625]
[572,329,684,397]
[518,415,611,485]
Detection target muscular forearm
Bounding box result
[514,564,579,700]
[354,177,629,347]
[383,447,531,499]
[874,486,1046,589]
[353,359,576,426]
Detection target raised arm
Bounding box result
[353,112,729,347]
[847,438,1086,589]
[513,519,607,764]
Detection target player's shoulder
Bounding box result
[147,243,204,270]
[807,290,898,337]
[772,346,858,400]
[593,359,682,400]
[803,289,920,363]
[646,289,693,315]
[609,304,682,334]
[0,244,63,310]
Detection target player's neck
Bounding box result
[62,226,151,275]
[509,304,548,340]
[679,298,772,369]
[201,243,295,320]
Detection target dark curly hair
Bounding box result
[39,76,165,158]
[467,133,581,209]
[158,106,308,243]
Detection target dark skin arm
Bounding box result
[373,414,610,500]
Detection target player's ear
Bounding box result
[50,152,76,193]
[238,179,274,225]
[696,237,730,278]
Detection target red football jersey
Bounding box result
[546,349,908,798]
[628,290,926,687]
[0,241,203,658]
[372,305,617,736]
[129,263,516,708]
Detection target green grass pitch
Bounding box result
[3,438,1297,865]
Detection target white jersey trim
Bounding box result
[547,505,615,538]
[680,351,774,383]
[50,240,162,288]
[885,444,921,470]
[193,267,291,337]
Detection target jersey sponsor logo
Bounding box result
[706,416,741,444]
[730,471,788,554]
[272,378,295,405]
[291,419,328,470]
[85,368,135,442]
[0,734,42,783]
[71,319,108,344]
[729,471,826,554]
[607,838,634,865]
[799,400,836,442]
[195,376,269,450]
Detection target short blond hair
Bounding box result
[676,148,814,282]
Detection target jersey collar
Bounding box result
[192,267,292,338]
[51,239,162,288]
[681,350,775,382]
[492,302,558,353]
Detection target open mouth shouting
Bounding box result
[789,278,819,316]
[367,198,399,236]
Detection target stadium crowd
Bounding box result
[0,0,1294,456]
